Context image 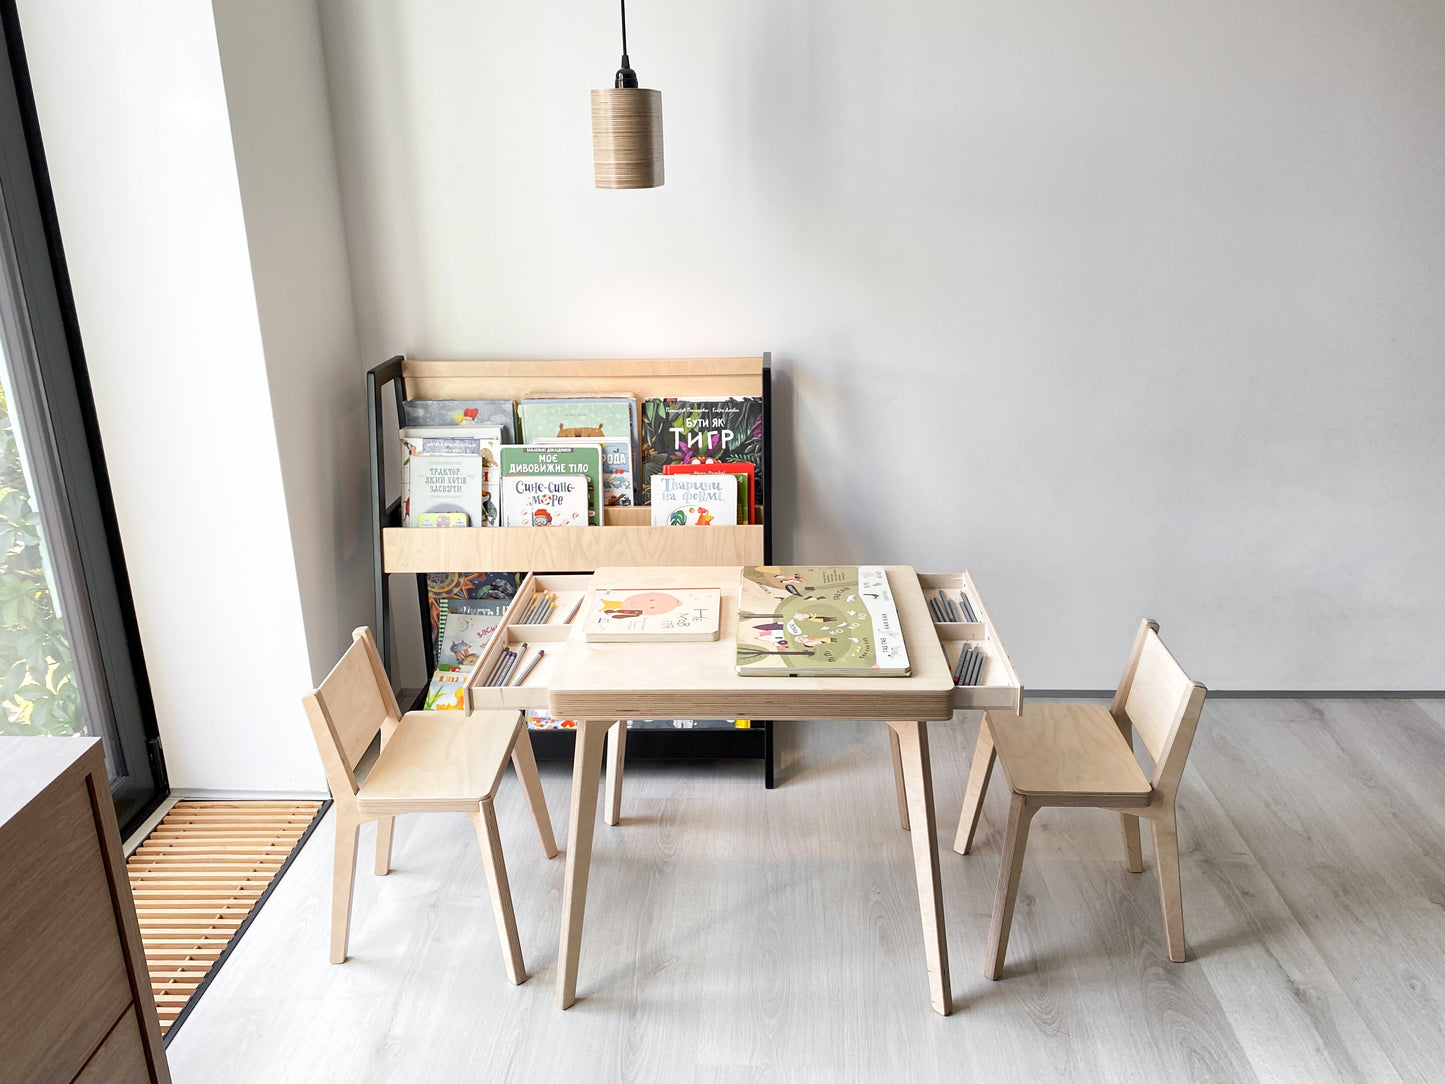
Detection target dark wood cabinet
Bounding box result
[0,737,169,1083]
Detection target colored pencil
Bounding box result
[511,649,545,687]
[967,646,987,686]
[493,650,520,687]
[952,645,970,685]
[483,650,512,687]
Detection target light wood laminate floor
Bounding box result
[166,700,1445,1083]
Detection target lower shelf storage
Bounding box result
[527,724,770,763]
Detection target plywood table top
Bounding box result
[547,565,956,721]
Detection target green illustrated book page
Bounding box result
[735,565,911,677]
[497,444,604,524]
[640,396,764,505]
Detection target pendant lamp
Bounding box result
[591,0,663,189]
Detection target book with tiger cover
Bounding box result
[639,396,764,504]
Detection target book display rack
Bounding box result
[367,355,778,786]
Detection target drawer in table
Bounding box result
[919,571,1023,713]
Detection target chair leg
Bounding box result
[953,718,996,855]
[1120,813,1143,873]
[472,800,526,984]
[604,720,627,827]
[511,726,558,858]
[330,809,361,964]
[374,816,395,876]
[889,726,909,830]
[1151,811,1186,962]
[985,792,1037,981]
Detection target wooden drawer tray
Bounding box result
[919,571,1023,713]
[466,573,593,711]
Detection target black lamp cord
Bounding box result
[615,0,639,87]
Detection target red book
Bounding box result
[662,461,756,524]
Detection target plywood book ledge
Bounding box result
[376,356,771,574]
[383,520,766,573]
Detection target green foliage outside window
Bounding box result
[0,382,81,735]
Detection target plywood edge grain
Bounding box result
[383,525,765,573]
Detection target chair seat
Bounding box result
[988,703,1153,806]
[357,710,523,814]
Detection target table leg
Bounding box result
[604,720,627,827]
[887,720,953,1016]
[889,726,910,830]
[557,718,608,1008]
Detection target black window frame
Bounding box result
[0,0,166,835]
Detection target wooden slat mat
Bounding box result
[127,799,325,1036]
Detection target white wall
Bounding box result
[211,0,370,685]
[19,1,332,789]
[318,0,1445,690]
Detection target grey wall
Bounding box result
[213,0,372,685]
[317,0,1445,690]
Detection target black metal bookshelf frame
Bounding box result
[367,354,776,787]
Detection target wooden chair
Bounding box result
[954,619,1206,979]
[301,627,558,981]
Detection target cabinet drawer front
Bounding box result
[919,571,1024,713]
[0,776,133,1084]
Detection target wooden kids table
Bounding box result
[544,565,968,1016]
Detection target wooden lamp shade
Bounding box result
[591,88,664,189]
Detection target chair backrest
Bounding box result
[301,627,402,797]
[1110,619,1207,799]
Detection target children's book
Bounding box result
[436,597,510,664]
[517,397,636,445]
[405,455,489,527]
[583,587,722,642]
[427,573,524,651]
[400,426,501,526]
[402,399,517,442]
[735,565,911,677]
[500,473,591,526]
[662,461,754,523]
[525,710,577,730]
[434,613,501,668]
[417,512,469,527]
[534,436,634,506]
[400,425,502,463]
[625,719,751,729]
[640,396,764,504]
[650,475,739,526]
[497,444,604,524]
[423,666,470,710]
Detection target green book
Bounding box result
[517,397,636,445]
[735,565,911,677]
[640,396,764,505]
[497,444,604,525]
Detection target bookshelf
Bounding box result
[367,355,777,786]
